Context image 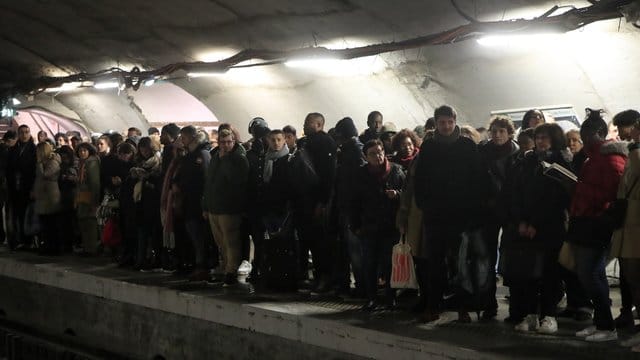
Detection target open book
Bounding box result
[541,161,577,185]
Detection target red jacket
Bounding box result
[570,141,627,217]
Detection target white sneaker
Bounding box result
[537,317,558,334]
[585,330,617,342]
[620,333,640,347]
[515,314,539,332]
[576,325,597,338]
[237,260,252,275]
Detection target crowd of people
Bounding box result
[1,105,640,352]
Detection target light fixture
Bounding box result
[12,98,21,105]
[94,81,120,89]
[144,79,155,86]
[44,82,81,93]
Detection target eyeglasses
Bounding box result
[219,140,235,145]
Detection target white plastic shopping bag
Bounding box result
[390,237,419,289]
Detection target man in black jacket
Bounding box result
[0,130,17,244]
[414,105,485,322]
[6,125,37,250]
[295,112,337,293]
[332,117,365,296]
[174,126,211,281]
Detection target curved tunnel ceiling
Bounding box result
[1,0,639,134]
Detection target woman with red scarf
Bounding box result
[390,129,421,172]
[350,140,406,310]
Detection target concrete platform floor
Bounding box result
[0,248,638,360]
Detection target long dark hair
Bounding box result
[534,123,566,152]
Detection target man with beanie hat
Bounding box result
[569,108,627,342]
[332,117,366,297]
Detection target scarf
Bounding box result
[396,148,419,169]
[263,144,289,183]
[368,157,391,184]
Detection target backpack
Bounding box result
[288,147,320,194]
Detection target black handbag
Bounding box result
[602,176,639,231]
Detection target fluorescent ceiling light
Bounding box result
[12,98,21,105]
[44,82,81,93]
[94,81,120,89]
[187,72,226,78]
[477,34,561,47]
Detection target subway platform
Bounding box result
[0,248,637,360]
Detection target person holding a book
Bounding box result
[503,123,572,334]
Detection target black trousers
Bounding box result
[509,252,562,319]
[39,213,62,254]
[294,203,330,282]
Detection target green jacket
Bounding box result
[203,144,249,215]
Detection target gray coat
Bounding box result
[34,153,62,215]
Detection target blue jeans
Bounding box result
[574,244,614,330]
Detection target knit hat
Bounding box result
[161,123,180,139]
[335,117,358,138]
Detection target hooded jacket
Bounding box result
[568,140,627,247]
[570,141,627,218]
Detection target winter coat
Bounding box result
[173,142,211,220]
[396,159,425,257]
[100,153,121,196]
[570,141,627,218]
[76,155,101,219]
[131,152,162,225]
[58,158,78,211]
[335,137,365,213]
[611,145,640,259]
[568,141,627,247]
[261,155,291,216]
[414,126,485,228]
[350,161,405,236]
[0,143,9,203]
[246,138,268,213]
[6,139,37,199]
[508,150,572,250]
[33,153,62,215]
[480,140,520,224]
[203,143,249,215]
[299,131,337,205]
